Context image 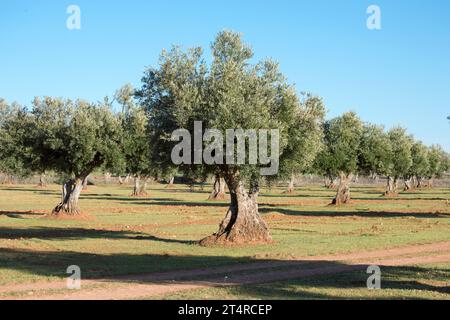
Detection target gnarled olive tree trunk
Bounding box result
[131,175,141,196]
[200,174,271,246]
[404,177,413,191]
[324,175,337,189]
[38,173,46,188]
[384,176,398,196]
[82,174,90,191]
[140,176,149,195]
[2,174,14,185]
[167,176,175,188]
[53,177,86,215]
[332,173,353,205]
[208,175,226,200]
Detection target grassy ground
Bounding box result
[156,263,450,300]
[0,182,449,299]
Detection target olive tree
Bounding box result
[426,145,447,187]
[0,99,31,184]
[358,123,392,182]
[138,31,325,245]
[278,93,325,193]
[122,105,153,196]
[208,174,226,200]
[23,97,124,214]
[384,127,413,195]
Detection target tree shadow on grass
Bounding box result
[0,247,448,299]
[352,196,448,201]
[259,207,450,219]
[0,226,197,245]
[229,265,450,299]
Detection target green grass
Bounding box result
[0,182,449,299]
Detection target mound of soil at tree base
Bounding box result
[207,194,229,201]
[328,200,354,206]
[383,192,399,197]
[43,212,95,221]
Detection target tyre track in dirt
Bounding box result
[2,241,450,300]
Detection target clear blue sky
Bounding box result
[1,0,449,151]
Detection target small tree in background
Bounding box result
[116,85,153,196]
[122,105,153,196]
[323,112,363,205]
[22,97,124,215]
[278,93,325,194]
[358,123,392,184]
[384,127,412,196]
[426,145,447,187]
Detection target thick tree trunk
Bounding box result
[200,175,271,246]
[384,176,397,196]
[370,172,379,182]
[332,173,352,205]
[325,175,337,189]
[131,175,142,197]
[417,177,424,188]
[131,175,149,197]
[208,175,226,200]
[118,176,124,185]
[104,172,111,184]
[404,177,413,191]
[324,176,332,188]
[53,177,85,215]
[287,174,295,194]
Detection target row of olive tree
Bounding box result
[313,113,450,204]
[0,97,125,214]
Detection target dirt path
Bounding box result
[2,241,450,300]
